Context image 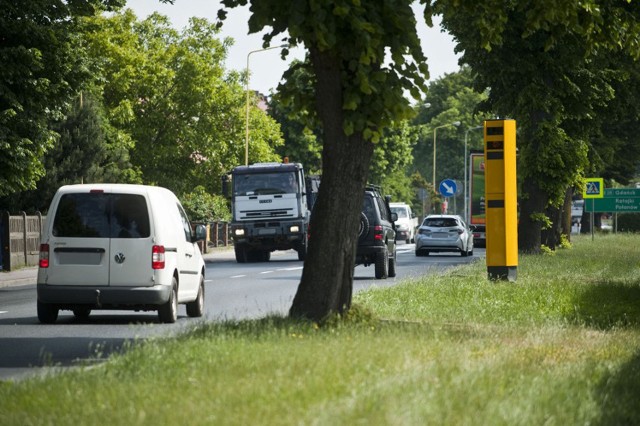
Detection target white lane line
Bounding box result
[230,275,246,278]
[0,311,7,314]
[260,271,275,274]
[277,267,303,271]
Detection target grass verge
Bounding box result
[1,234,639,425]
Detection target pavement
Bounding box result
[0,247,230,289]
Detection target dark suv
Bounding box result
[356,186,397,279]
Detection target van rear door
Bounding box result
[108,193,154,287]
[46,191,111,287]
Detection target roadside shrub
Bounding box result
[181,186,230,223]
[616,213,640,233]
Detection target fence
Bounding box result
[1,211,46,271]
[0,213,231,271]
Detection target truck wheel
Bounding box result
[375,248,389,279]
[37,301,59,324]
[158,278,178,323]
[297,238,308,261]
[234,245,248,263]
[186,276,205,318]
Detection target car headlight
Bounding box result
[289,225,300,233]
[234,228,245,237]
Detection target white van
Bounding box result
[389,202,419,243]
[37,184,207,324]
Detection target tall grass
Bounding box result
[1,234,639,425]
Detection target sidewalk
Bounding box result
[0,247,230,289]
[0,266,38,288]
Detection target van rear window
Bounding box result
[52,193,150,238]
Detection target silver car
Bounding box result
[415,214,474,257]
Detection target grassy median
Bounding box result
[2,234,640,425]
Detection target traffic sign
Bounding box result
[439,179,457,197]
[585,187,640,212]
[583,178,604,198]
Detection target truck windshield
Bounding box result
[390,207,408,219]
[234,172,297,196]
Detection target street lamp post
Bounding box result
[464,125,483,221]
[245,44,287,166]
[432,121,461,191]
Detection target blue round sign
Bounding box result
[439,179,457,197]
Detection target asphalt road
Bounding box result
[0,244,484,381]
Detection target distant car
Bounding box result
[356,186,397,279]
[389,202,419,243]
[415,214,474,257]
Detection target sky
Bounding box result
[125,0,461,95]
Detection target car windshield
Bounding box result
[423,217,458,228]
[391,207,408,218]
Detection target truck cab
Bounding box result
[223,162,315,263]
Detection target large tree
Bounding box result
[219,1,429,321]
[81,10,284,196]
[0,0,124,197]
[435,1,640,252]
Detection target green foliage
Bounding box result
[180,186,230,223]
[81,10,284,196]
[0,0,125,196]
[412,67,490,187]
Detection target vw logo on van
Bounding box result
[114,253,126,264]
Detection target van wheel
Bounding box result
[73,308,91,320]
[186,276,205,318]
[38,301,59,324]
[375,248,389,279]
[158,278,178,323]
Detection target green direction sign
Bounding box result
[585,188,640,212]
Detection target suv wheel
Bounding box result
[358,212,370,241]
[388,247,397,278]
[375,247,389,279]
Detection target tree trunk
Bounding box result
[289,47,374,322]
[542,187,572,248]
[518,176,547,253]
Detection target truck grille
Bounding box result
[240,209,293,219]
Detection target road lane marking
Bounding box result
[260,271,275,274]
[230,275,246,278]
[277,267,303,271]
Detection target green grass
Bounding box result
[2,234,640,425]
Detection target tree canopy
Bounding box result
[0,0,124,196]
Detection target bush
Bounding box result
[615,213,640,232]
[181,186,230,223]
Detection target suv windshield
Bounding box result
[52,193,151,238]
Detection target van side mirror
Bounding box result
[391,212,398,222]
[193,224,207,242]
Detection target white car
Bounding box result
[415,214,474,257]
[389,202,419,243]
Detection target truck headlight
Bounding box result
[289,225,300,233]
[234,228,245,237]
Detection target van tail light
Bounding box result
[152,245,165,269]
[374,225,383,241]
[39,244,50,268]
